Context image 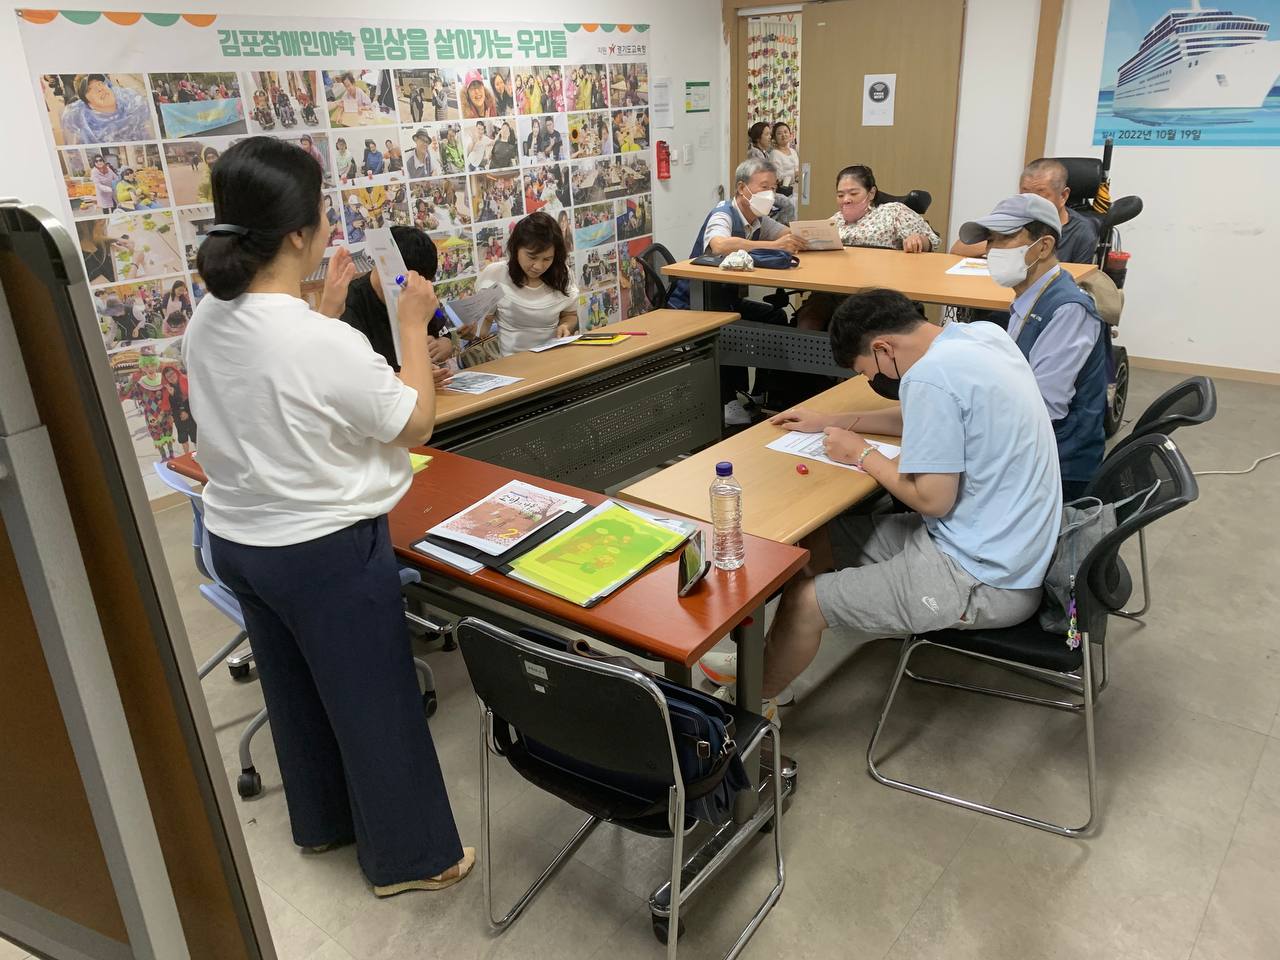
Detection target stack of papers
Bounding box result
[507,501,689,606]
[529,334,583,352]
[445,371,524,394]
[945,257,990,277]
[766,432,901,473]
[427,480,586,557]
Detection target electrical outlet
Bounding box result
[682,143,693,164]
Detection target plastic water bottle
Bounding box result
[710,461,745,571]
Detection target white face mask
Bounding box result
[744,187,775,218]
[987,243,1036,287]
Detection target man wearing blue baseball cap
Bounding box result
[959,193,1107,498]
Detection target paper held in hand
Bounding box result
[788,220,842,252]
[427,479,586,557]
[766,431,901,473]
[363,228,409,363]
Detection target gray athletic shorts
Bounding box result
[813,513,1040,639]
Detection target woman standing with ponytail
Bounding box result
[184,136,473,897]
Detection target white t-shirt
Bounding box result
[769,147,799,188]
[183,292,418,547]
[476,261,578,355]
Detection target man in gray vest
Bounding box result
[669,157,806,419]
[959,194,1108,498]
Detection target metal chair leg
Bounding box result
[868,638,1099,838]
[665,783,685,960]
[197,629,248,679]
[238,706,269,771]
[479,706,599,930]
[1116,527,1150,620]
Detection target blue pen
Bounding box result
[395,274,449,326]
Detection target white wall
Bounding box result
[0,0,727,257]
[949,0,1042,248]
[1047,0,1280,374]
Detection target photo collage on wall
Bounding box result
[34,36,653,494]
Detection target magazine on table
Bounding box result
[426,480,586,557]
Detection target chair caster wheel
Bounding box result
[237,767,262,799]
[423,691,438,718]
[651,916,685,944]
[228,662,253,681]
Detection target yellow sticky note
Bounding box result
[410,453,432,474]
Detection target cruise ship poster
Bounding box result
[1094,0,1280,145]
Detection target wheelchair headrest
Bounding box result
[1051,158,1104,210]
[876,189,932,217]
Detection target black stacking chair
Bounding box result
[867,434,1198,837]
[633,241,678,310]
[456,618,784,959]
[1100,376,1217,620]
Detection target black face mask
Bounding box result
[867,348,901,400]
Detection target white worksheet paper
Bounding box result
[945,258,990,277]
[528,334,582,352]
[444,372,524,394]
[766,432,901,473]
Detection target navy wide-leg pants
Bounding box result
[210,515,462,885]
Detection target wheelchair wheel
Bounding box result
[1105,345,1130,437]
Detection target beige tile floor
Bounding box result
[6,369,1280,960]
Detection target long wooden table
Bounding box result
[167,450,807,926]
[427,308,738,490]
[621,376,896,545]
[664,248,1097,378]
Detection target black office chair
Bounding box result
[634,241,678,310]
[875,188,932,217]
[1099,376,1217,620]
[868,433,1199,837]
[456,618,784,958]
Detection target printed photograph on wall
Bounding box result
[436,275,477,302]
[397,68,461,122]
[616,193,653,241]
[475,219,518,268]
[162,139,228,204]
[568,111,610,159]
[149,73,245,138]
[1093,0,1280,146]
[436,121,468,174]
[410,177,472,230]
[619,235,654,319]
[577,286,620,329]
[518,113,571,163]
[571,155,650,204]
[608,63,649,107]
[60,143,168,217]
[469,170,524,222]
[39,73,156,146]
[176,204,215,270]
[566,64,609,112]
[523,163,571,215]
[514,66,566,114]
[75,211,182,287]
[335,129,404,185]
[610,108,650,151]
[324,69,396,126]
[431,229,477,280]
[573,201,616,248]
[576,242,618,292]
[340,185,407,243]
[244,70,324,133]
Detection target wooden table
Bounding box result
[664,248,1097,378]
[166,449,806,673]
[427,309,738,491]
[621,376,896,545]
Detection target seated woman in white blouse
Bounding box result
[475,211,579,355]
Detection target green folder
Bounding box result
[507,503,688,606]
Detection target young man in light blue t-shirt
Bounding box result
[760,290,1062,705]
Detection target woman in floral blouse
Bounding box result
[828,164,938,252]
[793,164,941,331]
